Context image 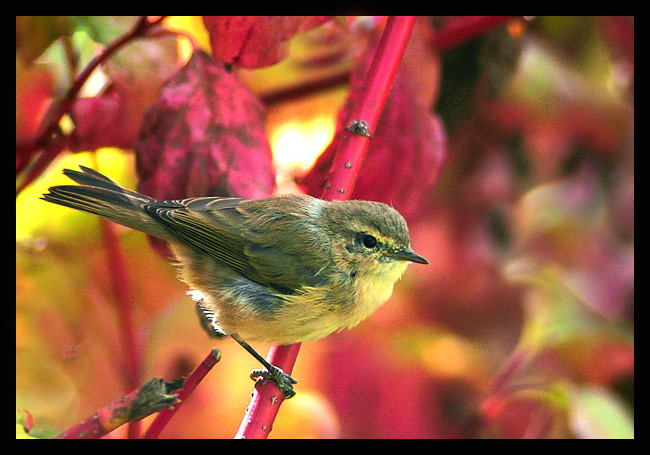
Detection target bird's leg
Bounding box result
[195,299,228,338]
[230,333,298,399]
[194,300,297,398]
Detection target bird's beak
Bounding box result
[389,248,429,264]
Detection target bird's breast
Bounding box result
[347,261,409,328]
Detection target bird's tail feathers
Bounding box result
[41,166,171,239]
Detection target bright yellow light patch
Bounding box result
[165,16,212,64]
[16,149,134,242]
[271,116,336,174]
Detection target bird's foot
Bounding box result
[250,365,298,399]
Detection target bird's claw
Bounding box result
[250,365,298,399]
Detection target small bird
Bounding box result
[42,166,428,397]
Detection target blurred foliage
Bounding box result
[16,16,633,438]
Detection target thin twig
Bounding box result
[99,219,142,438]
[143,349,221,439]
[16,16,166,195]
[432,16,515,51]
[55,377,183,439]
[37,16,165,149]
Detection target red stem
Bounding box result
[39,17,165,148]
[432,16,515,51]
[55,377,183,439]
[16,16,166,195]
[143,349,221,439]
[321,16,416,201]
[234,16,416,439]
[234,343,302,438]
[101,221,141,387]
[100,220,142,438]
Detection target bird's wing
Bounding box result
[145,197,250,273]
[147,197,330,293]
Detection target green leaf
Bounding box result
[569,386,634,439]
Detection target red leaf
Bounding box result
[136,51,275,200]
[298,26,446,219]
[70,37,179,153]
[69,89,141,151]
[16,61,54,157]
[203,16,332,69]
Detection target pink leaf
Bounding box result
[203,16,332,69]
[70,89,141,151]
[135,51,275,256]
[135,51,275,202]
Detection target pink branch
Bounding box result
[234,16,416,439]
[432,16,516,51]
[55,377,183,439]
[100,220,142,438]
[100,221,141,390]
[143,349,221,439]
[16,16,166,195]
[234,343,302,438]
[321,16,416,201]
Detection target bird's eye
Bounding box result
[357,233,378,249]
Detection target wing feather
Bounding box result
[144,196,333,293]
